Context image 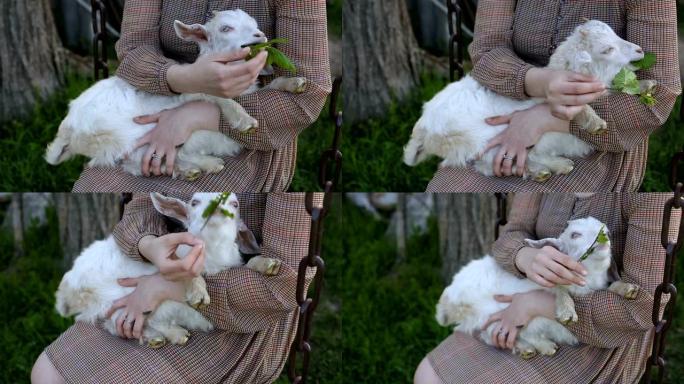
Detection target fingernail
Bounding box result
[582,270,588,276]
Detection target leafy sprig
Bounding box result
[245,38,297,73]
[610,52,657,106]
[578,225,609,262]
[201,192,234,230]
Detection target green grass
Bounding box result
[342,73,684,192]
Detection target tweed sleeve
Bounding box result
[467,0,534,100]
[491,194,542,278]
[566,193,679,348]
[218,0,331,151]
[569,1,680,152]
[112,194,169,262]
[199,193,321,333]
[114,0,178,96]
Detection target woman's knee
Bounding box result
[414,356,443,384]
[31,352,64,384]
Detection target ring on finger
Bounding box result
[503,154,514,161]
[151,152,159,160]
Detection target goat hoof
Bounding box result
[588,122,608,135]
[533,170,552,182]
[558,315,578,325]
[178,334,190,346]
[520,350,537,359]
[184,169,201,181]
[264,259,282,276]
[190,296,210,310]
[237,118,259,133]
[293,78,308,94]
[624,284,639,299]
[148,337,167,349]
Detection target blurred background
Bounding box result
[342,0,684,192]
[0,193,343,383]
[0,0,342,192]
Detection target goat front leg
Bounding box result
[554,287,578,325]
[639,80,658,94]
[608,281,640,299]
[245,256,282,276]
[212,98,258,133]
[264,76,308,94]
[185,276,210,309]
[573,105,607,135]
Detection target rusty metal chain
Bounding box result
[288,192,331,384]
[318,77,343,193]
[447,0,465,82]
[643,184,684,383]
[494,193,508,239]
[91,0,109,80]
[670,149,684,191]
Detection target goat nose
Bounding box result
[636,48,643,54]
[254,33,264,38]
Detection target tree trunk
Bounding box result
[0,0,65,122]
[436,194,498,283]
[2,193,53,258]
[343,0,423,124]
[53,194,120,265]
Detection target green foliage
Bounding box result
[326,0,343,38]
[612,68,641,95]
[0,209,74,383]
[247,39,297,73]
[631,52,657,71]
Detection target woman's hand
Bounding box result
[134,100,220,176]
[481,291,556,350]
[167,48,268,98]
[483,104,570,177]
[105,274,186,340]
[515,246,588,288]
[138,233,205,281]
[525,67,606,120]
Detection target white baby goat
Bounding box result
[45,9,307,181]
[55,192,281,348]
[404,20,654,182]
[436,217,639,358]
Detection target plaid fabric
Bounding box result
[428,193,681,384]
[46,192,323,383]
[72,0,331,192]
[427,0,680,192]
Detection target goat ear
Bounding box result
[174,20,209,43]
[150,193,189,224]
[236,220,261,255]
[524,237,561,250]
[579,28,590,39]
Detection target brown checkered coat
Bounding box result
[428,193,681,383]
[427,0,680,192]
[45,192,322,383]
[72,0,331,193]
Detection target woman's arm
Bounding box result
[568,1,680,153]
[199,193,323,333]
[566,193,680,348]
[113,194,169,262]
[491,194,543,277]
[219,0,332,151]
[115,0,178,96]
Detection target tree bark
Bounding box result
[343,0,423,124]
[53,194,120,265]
[0,0,66,122]
[436,194,498,283]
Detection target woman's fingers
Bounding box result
[141,144,157,177]
[546,259,586,286]
[567,72,599,83]
[529,272,555,288]
[105,298,126,319]
[132,313,145,340]
[485,114,512,126]
[165,148,177,176]
[209,47,250,64]
[480,134,503,159]
[551,251,588,276]
[117,277,140,287]
[501,152,514,177]
[151,149,164,176]
[561,79,605,96]
[493,294,513,303]
[496,325,508,349]
[493,146,508,177]
[481,312,502,331]
[506,327,519,350]
[515,150,527,177]
[190,245,206,276]
[135,132,153,150]
[116,311,126,337]
[133,113,161,125]
[123,314,135,339]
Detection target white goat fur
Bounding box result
[55,192,278,347]
[404,20,647,181]
[45,9,306,181]
[436,217,639,358]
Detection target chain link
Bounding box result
[494,193,508,239]
[91,0,109,80]
[288,192,331,383]
[446,0,465,82]
[319,77,343,193]
[643,183,684,383]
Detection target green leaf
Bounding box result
[265,46,297,73]
[631,52,656,70]
[201,192,232,219]
[612,68,641,95]
[640,93,657,107]
[596,225,609,245]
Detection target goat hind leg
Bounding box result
[573,105,607,135]
[246,255,282,276]
[554,288,578,325]
[264,76,308,94]
[608,281,640,299]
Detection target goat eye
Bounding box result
[601,47,614,54]
[571,232,582,239]
[191,200,200,207]
[230,200,239,208]
[220,25,234,33]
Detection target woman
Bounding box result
[414,193,680,383]
[31,193,320,383]
[427,0,680,192]
[73,0,331,193]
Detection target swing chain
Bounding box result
[447,0,465,82]
[319,77,343,193]
[643,183,684,384]
[494,193,508,239]
[288,192,331,384]
[91,0,109,80]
